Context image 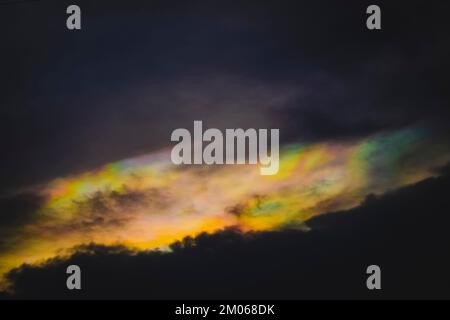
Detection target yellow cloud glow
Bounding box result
[0,127,448,290]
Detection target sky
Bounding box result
[1,0,450,298]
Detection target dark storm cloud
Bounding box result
[3,164,450,299]
[1,0,450,193]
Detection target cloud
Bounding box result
[2,0,450,299]
[0,126,449,294]
[3,166,450,299]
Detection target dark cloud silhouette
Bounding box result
[3,166,450,299]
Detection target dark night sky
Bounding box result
[1,0,449,192]
[1,0,450,299]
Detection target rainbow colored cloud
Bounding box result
[0,126,449,291]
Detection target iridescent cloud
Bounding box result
[0,126,449,290]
